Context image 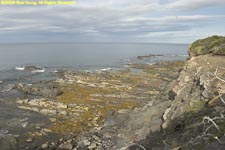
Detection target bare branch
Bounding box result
[214,69,225,83]
[213,136,222,144]
[203,124,214,134]
[188,133,212,149]
[209,114,225,121]
[163,140,168,150]
[219,93,225,104]
[129,143,146,150]
[202,116,220,131]
[188,69,225,149]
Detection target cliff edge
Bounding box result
[138,36,225,150]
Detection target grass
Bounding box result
[189,35,225,56]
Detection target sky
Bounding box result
[0,0,225,43]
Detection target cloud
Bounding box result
[0,6,218,34]
[0,0,225,42]
[167,0,225,10]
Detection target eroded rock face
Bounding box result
[162,55,225,128]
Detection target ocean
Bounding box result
[0,43,188,71]
[0,42,188,96]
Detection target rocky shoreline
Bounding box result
[0,59,184,150]
[1,36,225,150]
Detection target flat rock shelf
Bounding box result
[0,60,184,150]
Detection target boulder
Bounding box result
[24,65,42,71]
[41,143,48,149]
[15,83,62,97]
[83,140,91,146]
[59,143,73,150]
[40,109,57,116]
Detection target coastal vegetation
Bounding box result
[189,35,225,56]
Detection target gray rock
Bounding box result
[92,135,101,142]
[26,138,33,142]
[0,129,9,137]
[41,143,48,149]
[40,109,57,116]
[15,83,62,97]
[88,142,97,149]
[118,109,129,114]
[58,110,67,115]
[59,143,73,150]
[57,103,68,109]
[24,65,42,71]
[49,118,57,122]
[83,139,91,146]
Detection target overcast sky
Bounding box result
[0,0,225,43]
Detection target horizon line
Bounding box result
[0,41,189,45]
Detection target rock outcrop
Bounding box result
[162,54,225,129]
[134,36,225,150]
[15,83,62,97]
[163,36,225,129]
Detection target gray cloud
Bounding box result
[0,0,225,42]
[167,0,225,10]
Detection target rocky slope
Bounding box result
[122,36,225,150]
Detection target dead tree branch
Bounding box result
[163,139,168,150]
[201,116,220,131]
[129,143,146,150]
[214,69,225,83]
[219,93,225,104]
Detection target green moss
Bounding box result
[189,101,206,112]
